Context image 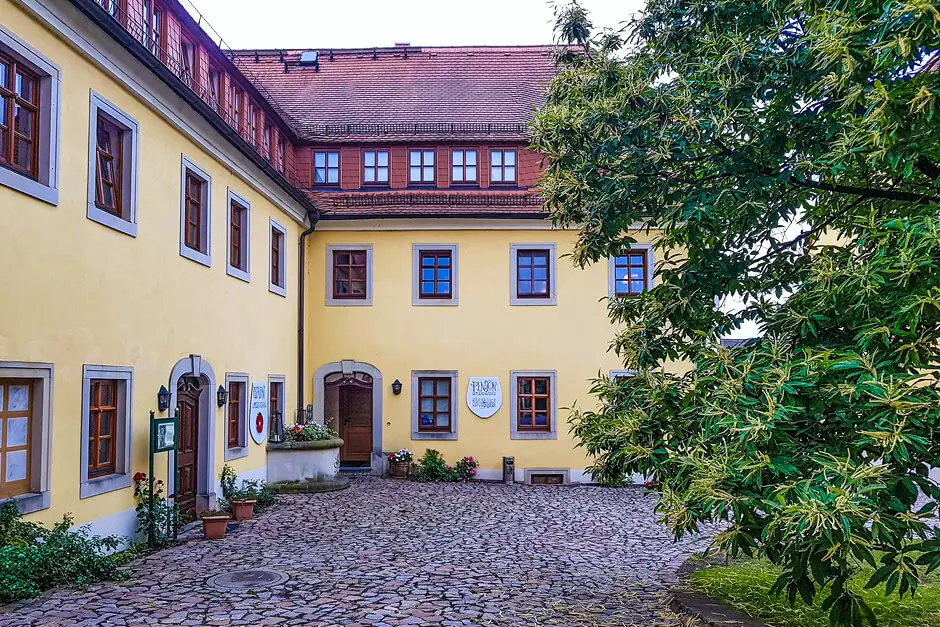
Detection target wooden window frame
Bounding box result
[276,138,285,174]
[87,93,138,236]
[331,248,368,301]
[179,34,197,90]
[0,52,40,179]
[87,379,118,478]
[184,173,203,251]
[143,0,164,59]
[227,380,242,449]
[93,113,123,216]
[450,148,478,185]
[613,250,649,296]
[269,219,287,296]
[409,149,436,185]
[362,149,389,186]
[515,375,551,432]
[229,199,246,272]
[0,378,33,499]
[313,150,340,186]
[418,249,453,299]
[490,149,517,185]
[515,249,551,299]
[416,377,452,433]
[179,157,212,266]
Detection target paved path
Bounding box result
[2,477,713,626]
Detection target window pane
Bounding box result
[505,151,516,165]
[8,385,28,411]
[7,417,28,447]
[335,252,350,265]
[15,104,34,136]
[314,168,325,183]
[98,438,112,464]
[491,167,502,182]
[99,411,114,436]
[315,152,326,167]
[631,280,645,292]
[436,398,449,412]
[520,396,532,411]
[422,281,435,293]
[423,166,433,180]
[410,166,421,181]
[630,267,644,279]
[437,413,450,427]
[535,379,548,394]
[436,380,449,395]
[420,379,434,395]
[364,151,375,166]
[452,151,463,166]
[0,62,7,89]
[466,166,477,180]
[5,450,27,482]
[327,169,338,184]
[377,166,388,182]
[630,254,645,265]
[535,397,548,411]
[438,268,450,281]
[452,166,462,181]
[377,151,388,166]
[492,151,502,166]
[534,412,548,426]
[410,151,420,166]
[15,72,36,103]
[466,151,477,165]
[420,413,433,426]
[420,398,433,412]
[423,150,434,165]
[438,281,450,293]
[327,152,339,167]
[518,378,531,394]
[364,169,375,183]
[505,165,516,180]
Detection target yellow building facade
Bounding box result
[1,0,655,538]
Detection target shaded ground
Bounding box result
[1,477,713,626]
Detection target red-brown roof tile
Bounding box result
[231,46,559,142]
[309,189,546,219]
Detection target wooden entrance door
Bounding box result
[327,374,373,463]
[176,377,201,516]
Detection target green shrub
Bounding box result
[413,450,479,482]
[219,464,277,514]
[0,503,126,604]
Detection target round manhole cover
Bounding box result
[206,569,289,590]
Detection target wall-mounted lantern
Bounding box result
[217,385,227,407]
[391,379,403,395]
[305,404,314,422]
[157,385,171,412]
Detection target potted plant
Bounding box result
[387,449,413,479]
[220,464,257,521]
[200,510,230,539]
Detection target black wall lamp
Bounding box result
[157,385,171,412]
[391,379,402,395]
[217,385,227,407]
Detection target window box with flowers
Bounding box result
[387,449,413,479]
[265,421,345,490]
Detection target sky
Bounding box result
[180,0,644,50]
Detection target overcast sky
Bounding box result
[180,0,644,50]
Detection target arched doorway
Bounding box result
[313,360,383,474]
[325,372,373,467]
[167,355,217,514]
[175,376,202,515]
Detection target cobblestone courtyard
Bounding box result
[2,477,713,626]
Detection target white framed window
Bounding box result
[451,149,477,183]
[224,372,249,460]
[510,243,557,306]
[490,149,517,184]
[411,370,458,441]
[412,244,458,306]
[363,150,389,184]
[179,155,212,266]
[79,365,133,499]
[0,26,61,206]
[87,91,139,237]
[510,370,558,440]
[268,374,286,439]
[326,244,373,306]
[269,218,287,297]
[314,150,339,185]
[609,244,654,298]
[409,149,435,184]
[226,188,250,282]
[0,361,53,514]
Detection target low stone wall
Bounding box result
[266,438,343,484]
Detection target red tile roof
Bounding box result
[309,189,546,219]
[231,46,559,142]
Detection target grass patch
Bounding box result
[689,558,940,627]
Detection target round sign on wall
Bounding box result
[249,382,268,444]
[467,377,502,418]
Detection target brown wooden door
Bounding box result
[176,378,201,516]
[339,383,372,463]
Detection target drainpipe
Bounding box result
[297,206,320,418]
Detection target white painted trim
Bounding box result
[79,364,134,499]
[86,90,139,237]
[14,0,308,225]
[223,372,249,461]
[312,360,384,474]
[411,370,458,441]
[325,244,374,306]
[0,24,60,206]
[179,155,212,267]
[269,218,288,297]
[509,243,558,306]
[509,370,558,440]
[316,218,565,231]
[225,188,251,283]
[412,244,458,306]
[0,361,54,514]
[608,244,655,299]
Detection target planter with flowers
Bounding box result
[266,421,347,491]
[387,449,413,479]
[200,510,230,539]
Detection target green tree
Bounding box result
[531,1,940,624]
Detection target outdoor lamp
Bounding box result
[157,385,171,412]
[391,379,403,395]
[217,385,227,407]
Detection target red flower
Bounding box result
[133,472,146,481]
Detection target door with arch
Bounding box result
[324,372,373,465]
[175,377,201,516]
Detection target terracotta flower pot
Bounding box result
[389,461,411,479]
[230,499,256,521]
[201,515,230,539]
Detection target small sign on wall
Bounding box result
[250,382,268,444]
[467,377,502,418]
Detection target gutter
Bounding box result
[297,206,320,416]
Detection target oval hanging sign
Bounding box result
[467,377,502,418]
[250,382,268,444]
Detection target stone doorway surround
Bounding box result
[313,360,384,474]
[167,354,218,512]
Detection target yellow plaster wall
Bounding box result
[0,0,301,526]
[305,228,657,475]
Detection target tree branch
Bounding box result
[916,156,940,184]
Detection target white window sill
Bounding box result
[412,431,458,441]
[224,445,249,461]
[87,203,137,237]
[0,168,58,206]
[180,244,211,267]
[80,472,133,499]
[6,491,51,514]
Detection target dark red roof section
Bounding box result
[309,189,546,219]
[230,46,559,142]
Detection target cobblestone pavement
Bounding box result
[1,477,714,626]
